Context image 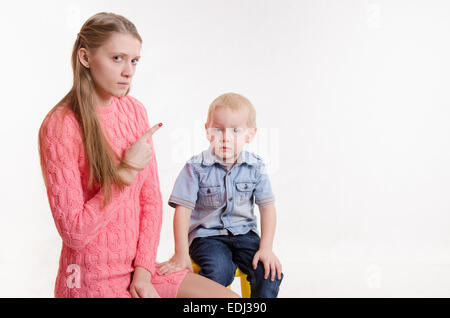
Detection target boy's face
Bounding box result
[205,107,256,164]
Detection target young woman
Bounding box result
[38,12,239,298]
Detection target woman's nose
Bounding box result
[122,61,134,78]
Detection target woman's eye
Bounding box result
[113,56,139,65]
[233,128,240,133]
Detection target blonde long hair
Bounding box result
[38,12,142,208]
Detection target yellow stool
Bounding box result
[191,259,251,298]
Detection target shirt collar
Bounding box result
[202,146,257,167]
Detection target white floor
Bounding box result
[230,259,450,298]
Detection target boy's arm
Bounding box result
[259,203,277,250]
[173,205,192,256]
[158,161,199,275]
[253,202,283,281]
[156,204,193,275]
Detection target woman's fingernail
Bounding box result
[158,123,163,127]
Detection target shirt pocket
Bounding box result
[198,185,222,208]
[235,182,256,206]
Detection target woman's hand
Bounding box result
[119,123,162,184]
[123,123,162,171]
[117,165,139,185]
[157,253,193,275]
[130,266,160,298]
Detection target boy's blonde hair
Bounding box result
[206,92,256,128]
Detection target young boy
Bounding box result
[157,92,283,297]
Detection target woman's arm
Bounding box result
[133,133,163,277]
[41,112,129,250]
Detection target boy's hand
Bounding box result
[157,253,193,275]
[129,266,160,298]
[252,248,282,281]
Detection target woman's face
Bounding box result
[78,32,141,106]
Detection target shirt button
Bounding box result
[229,197,233,201]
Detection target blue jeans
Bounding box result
[189,231,283,298]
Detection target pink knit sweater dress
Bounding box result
[40,95,188,298]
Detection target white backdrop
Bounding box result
[1,0,450,297]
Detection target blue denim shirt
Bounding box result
[168,146,276,245]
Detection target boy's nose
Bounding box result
[222,129,232,142]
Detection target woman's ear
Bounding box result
[78,48,90,69]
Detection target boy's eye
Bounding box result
[113,56,122,62]
[132,59,139,65]
[213,128,241,133]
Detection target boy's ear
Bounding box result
[205,123,211,141]
[245,128,257,143]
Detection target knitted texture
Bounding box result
[40,95,188,298]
